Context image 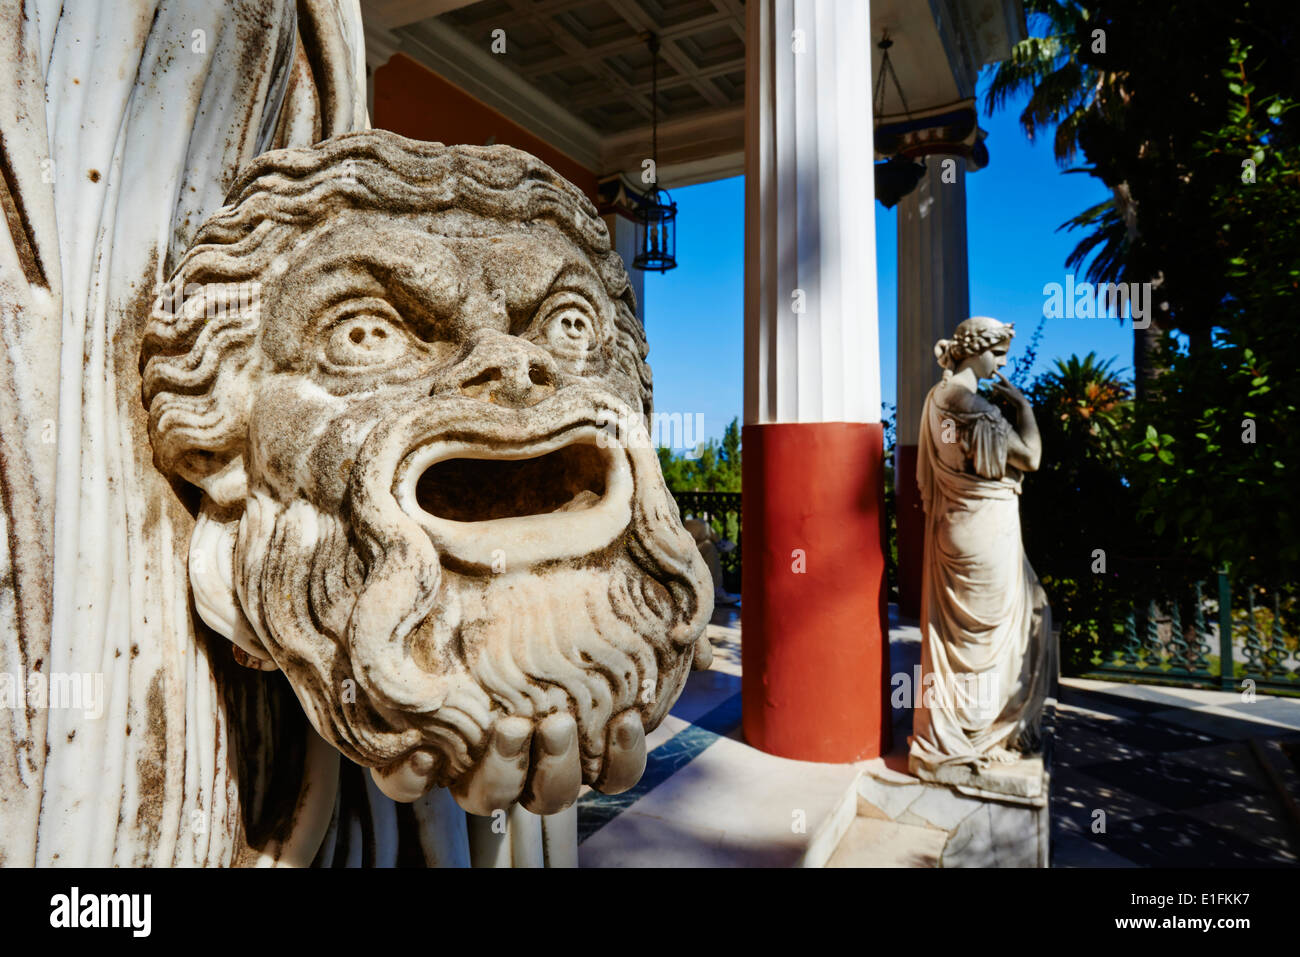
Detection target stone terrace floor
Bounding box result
[889,605,1300,866]
[1051,677,1300,867]
[576,603,1300,866]
[576,603,861,866]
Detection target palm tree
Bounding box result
[983,0,1106,163]
[1056,188,1125,286]
[984,0,1164,396]
[1035,352,1130,454]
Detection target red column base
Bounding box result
[895,444,925,620]
[741,422,890,762]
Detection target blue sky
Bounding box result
[643,67,1132,446]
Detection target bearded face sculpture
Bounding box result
[141,130,713,817]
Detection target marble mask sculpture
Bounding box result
[140,130,714,817]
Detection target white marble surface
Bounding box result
[910,317,1053,777]
[578,731,861,868]
[2,1,709,869]
[146,129,713,816]
[0,0,370,869]
[856,751,1050,867]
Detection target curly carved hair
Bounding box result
[141,129,650,490]
[934,316,1015,375]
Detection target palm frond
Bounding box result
[1021,61,1090,141]
[983,35,1066,115]
[1057,196,1127,285]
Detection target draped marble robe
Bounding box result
[908,385,1054,771]
[0,0,568,867]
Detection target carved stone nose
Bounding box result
[445,333,558,407]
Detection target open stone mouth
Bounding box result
[393,424,634,571]
[415,443,607,522]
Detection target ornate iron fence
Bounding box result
[670,491,741,592]
[1080,572,1300,695]
[660,496,1299,696]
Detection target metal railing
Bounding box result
[1080,572,1299,695]
[661,497,1299,696]
[671,491,741,592]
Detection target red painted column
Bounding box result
[742,0,888,762]
[895,445,925,619]
[742,424,890,761]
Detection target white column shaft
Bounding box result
[745,0,881,426]
[603,211,646,325]
[896,153,969,444]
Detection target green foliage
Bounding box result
[1056,188,1127,286]
[656,416,742,493]
[1037,0,1300,344]
[1123,35,1300,586]
[882,402,899,604]
[990,2,1300,617]
[1015,353,1165,670]
[983,1,1108,165]
[1128,339,1298,582]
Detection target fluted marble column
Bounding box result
[895,153,970,618]
[602,210,646,325]
[742,0,888,762]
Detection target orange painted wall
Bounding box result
[372,54,599,200]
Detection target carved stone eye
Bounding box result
[559,313,587,339]
[326,315,408,368]
[538,301,596,357]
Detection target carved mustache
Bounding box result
[340,386,710,718]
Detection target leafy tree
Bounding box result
[656,416,742,493]
[1036,352,1128,451]
[984,0,1162,385]
[1126,38,1300,587]
[658,417,743,574]
[992,1,1300,595]
[1056,0,1298,352]
[1014,354,1153,668]
[983,0,1111,164]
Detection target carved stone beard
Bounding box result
[234,389,710,792]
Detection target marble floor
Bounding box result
[890,605,1300,867]
[575,604,860,867]
[575,603,1300,867]
[1050,677,1300,867]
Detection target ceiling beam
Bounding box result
[498,0,656,122]
[601,103,744,184]
[603,0,731,110]
[566,56,745,111]
[516,10,736,78]
[710,0,747,42]
[367,0,749,187]
[455,0,598,26]
[362,0,481,31]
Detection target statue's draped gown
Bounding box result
[909,384,1054,769]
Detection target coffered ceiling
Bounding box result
[363,0,1023,186]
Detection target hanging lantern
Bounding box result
[632,185,677,272]
[872,33,926,209]
[632,33,678,273]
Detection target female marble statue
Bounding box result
[908,317,1054,781]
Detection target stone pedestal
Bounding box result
[857,700,1054,867]
[910,754,1045,800]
